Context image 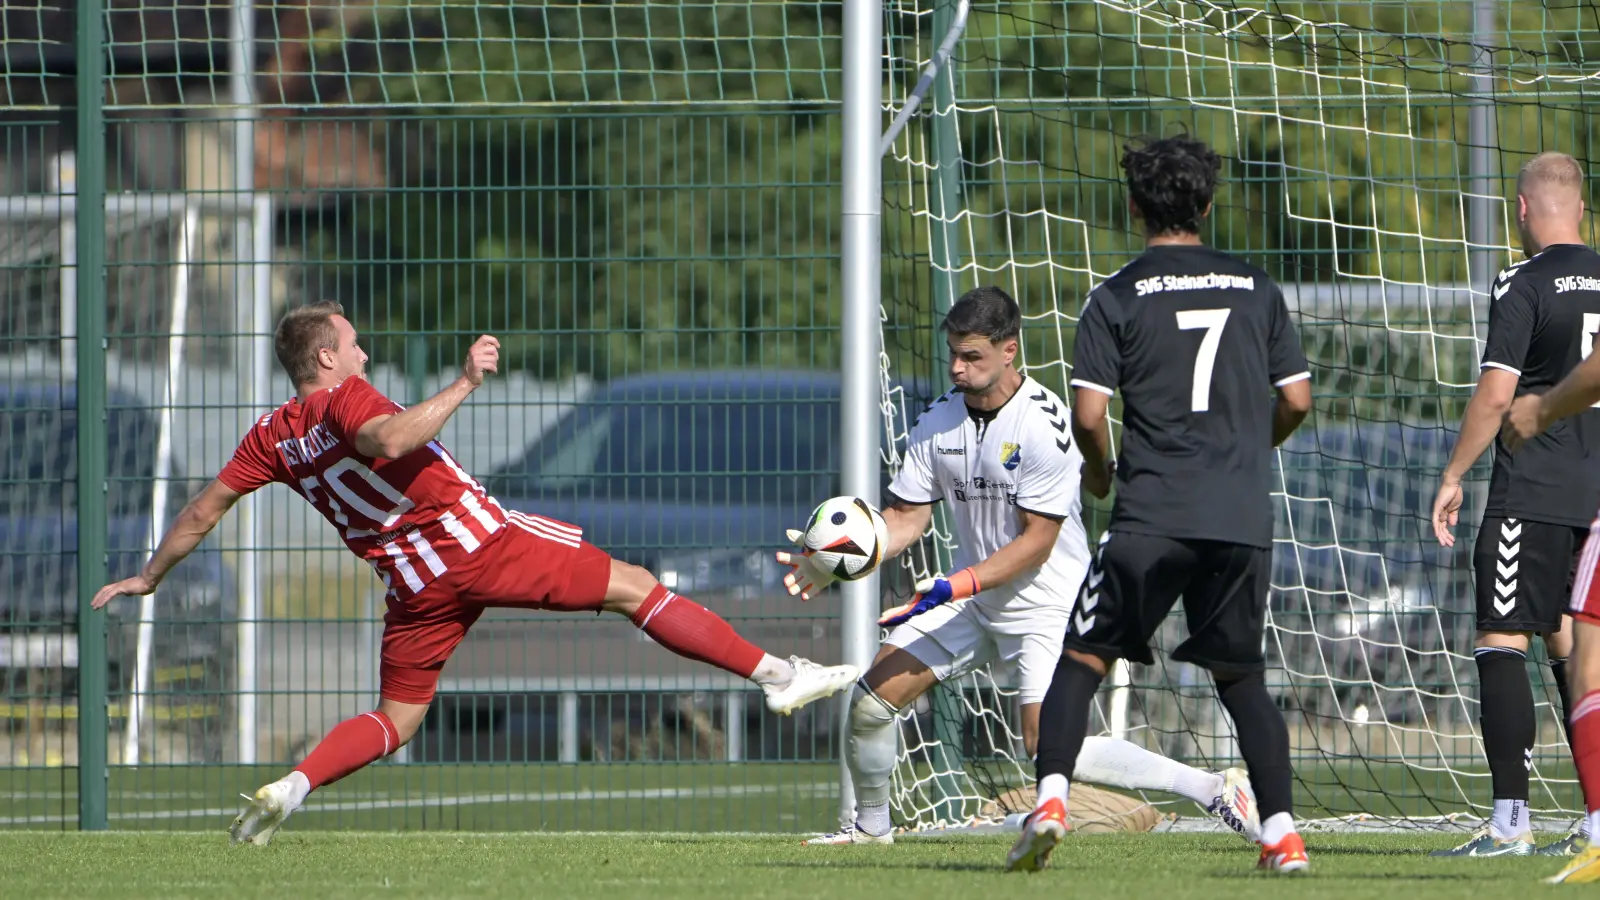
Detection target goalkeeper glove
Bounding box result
[878,568,980,627]
[775,529,837,601]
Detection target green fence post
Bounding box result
[925,0,968,825]
[74,0,109,832]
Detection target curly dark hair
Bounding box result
[940,285,1020,343]
[1121,135,1222,237]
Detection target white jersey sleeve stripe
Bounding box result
[1273,371,1311,387]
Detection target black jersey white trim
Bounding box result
[1273,371,1312,388]
[1481,361,1522,376]
[1069,377,1115,397]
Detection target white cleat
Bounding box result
[1206,767,1261,843]
[762,656,859,716]
[802,823,894,845]
[229,777,301,846]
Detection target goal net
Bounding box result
[878,0,1597,832]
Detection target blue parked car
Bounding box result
[0,382,237,749]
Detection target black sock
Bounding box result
[1551,656,1575,751]
[1216,672,1294,822]
[1035,655,1104,784]
[1475,646,1534,802]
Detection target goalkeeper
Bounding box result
[778,286,1260,844]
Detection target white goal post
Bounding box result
[868,0,1596,833]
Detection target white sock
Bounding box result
[1585,810,1600,839]
[848,686,899,836]
[856,802,892,837]
[1490,798,1530,840]
[1070,736,1223,806]
[750,654,794,686]
[283,770,311,807]
[1260,811,1296,846]
[1038,773,1070,806]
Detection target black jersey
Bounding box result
[1481,243,1600,528]
[1070,244,1309,548]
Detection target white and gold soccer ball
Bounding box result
[800,496,889,582]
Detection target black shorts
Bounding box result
[1474,516,1586,633]
[1060,531,1270,674]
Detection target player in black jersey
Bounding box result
[1429,152,1600,859]
[1006,135,1313,875]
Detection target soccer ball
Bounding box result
[801,496,889,581]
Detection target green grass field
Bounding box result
[0,832,1581,899]
[5,760,1583,831]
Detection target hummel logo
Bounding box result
[1056,438,1071,453]
[1030,391,1048,402]
[1087,568,1104,590]
[1497,560,1518,580]
[1501,521,1522,542]
[1494,282,1511,300]
[1073,611,1095,634]
[1050,418,1067,433]
[1494,594,1517,617]
[1498,541,1520,560]
[1040,403,1060,417]
[1523,748,1533,772]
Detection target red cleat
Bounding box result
[1005,797,1069,872]
[1257,832,1310,873]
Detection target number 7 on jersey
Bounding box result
[1176,308,1231,412]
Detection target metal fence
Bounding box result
[3,0,881,832]
[10,0,1600,834]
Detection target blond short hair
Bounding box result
[1518,152,1584,196]
[274,301,344,386]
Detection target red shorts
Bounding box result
[379,515,614,704]
[1569,523,1600,625]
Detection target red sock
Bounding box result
[294,711,400,791]
[631,585,765,678]
[1573,691,1600,813]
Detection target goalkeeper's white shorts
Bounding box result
[882,598,1070,705]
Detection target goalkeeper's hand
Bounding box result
[878,568,980,627]
[774,529,837,601]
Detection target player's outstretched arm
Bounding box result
[1431,367,1517,547]
[91,479,244,609]
[1503,348,1600,452]
[1271,379,1312,447]
[354,334,500,459]
[880,500,934,559]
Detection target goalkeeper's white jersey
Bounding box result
[889,376,1091,618]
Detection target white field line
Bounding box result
[0,782,840,826]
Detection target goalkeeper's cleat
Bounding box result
[1256,832,1310,873]
[1206,767,1261,843]
[801,823,894,845]
[1537,829,1590,857]
[1005,797,1068,873]
[1546,845,1600,883]
[761,656,859,716]
[1428,828,1535,857]
[228,777,301,847]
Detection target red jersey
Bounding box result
[216,377,560,601]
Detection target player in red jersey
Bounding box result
[90,301,859,845]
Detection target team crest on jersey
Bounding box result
[1000,442,1022,471]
